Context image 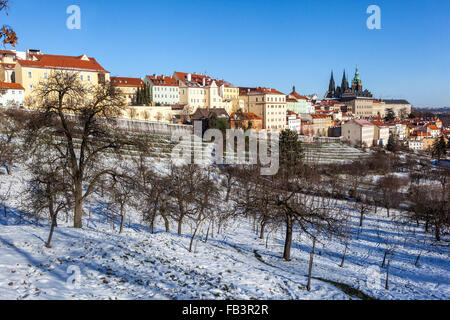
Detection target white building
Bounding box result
[371,121,390,147]
[342,119,375,147]
[286,111,301,133]
[0,81,25,108]
[239,87,287,132]
[408,139,423,152]
[145,75,180,106]
[173,72,232,113]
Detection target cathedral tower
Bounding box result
[352,65,363,92]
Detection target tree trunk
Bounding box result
[204,224,210,243]
[435,223,441,241]
[46,211,57,248]
[74,181,83,228]
[119,204,125,234]
[177,217,183,235]
[340,242,348,268]
[359,212,364,227]
[307,238,316,291]
[385,259,391,290]
[149,217,154,233]
[260,216,266,240]
[7,160,12,175]
[283,214,293,261]
[382,250,388,268]
[3,205,6,217]
[189,227,198,253]
[225,183,231,202]
[161,214,170,233]
[414,252,422,267]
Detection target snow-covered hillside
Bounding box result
[0,165,449,300]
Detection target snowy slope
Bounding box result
[0,165,449,300]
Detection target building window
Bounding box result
[28,72,32,79]
[44,72,48,79]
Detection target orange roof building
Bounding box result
[230,112,263,130]
[8,49,111,106]
[238,86,287,132]
[111,77,144,106]
[0,81,25,107]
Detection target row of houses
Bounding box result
[0,49,313,132]
[341,117,448,151]
[1,48,446,148]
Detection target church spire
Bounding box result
[341,70,349,92]
[328,71,335,93]
[352,65,363,92]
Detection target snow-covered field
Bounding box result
[0,165,449,300]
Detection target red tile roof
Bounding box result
[17,54,108,73]
[240,87,285,95]
[146,75,179,87]
[352,119,374,127]
[0,81,24,90]
[230,112,262,121]
[289,91,309,100]
[427,124,439,131]
[111,77,144,87]
[371,120,388,127]
[0,50,16,55]
[311,114,331,119]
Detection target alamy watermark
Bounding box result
[366,265,382,290]
[367,5,381,30]
[66,5,81,30]
[66,265,82,289]
[171,121,280,176]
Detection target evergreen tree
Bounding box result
[144,84,150,105]
[136,87,141,105]
[386,134,398,152]
[279,129,304,176]
[432,136,447,161]
[384,108,396,122]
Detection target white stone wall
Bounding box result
[0,88,24,107]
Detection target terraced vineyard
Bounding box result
[303,142,372,164]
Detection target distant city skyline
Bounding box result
[3,0,449,107]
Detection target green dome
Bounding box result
[353,65,362,83]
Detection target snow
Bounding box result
[0,164,449,300]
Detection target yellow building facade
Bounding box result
[111,77,144,106]
[6,50,110,105]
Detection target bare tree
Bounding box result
[105,172,134,234]
[0,181,11,217]
[167,164,202,235]
[0,1,18,47]
[0,108,27,175]
[354,191,371,228]
[24,146,72,248]
[376,175,404,218]
[133,154,172,233]
[189,167,219,253]
[28,71,125,228]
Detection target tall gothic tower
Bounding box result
[328,71,335,94]
[352,65,363,92]
[341,70,349,92]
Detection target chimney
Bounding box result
[202,78,206,86]
[187,73,192,82]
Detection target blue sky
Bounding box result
[3,0,450,106]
